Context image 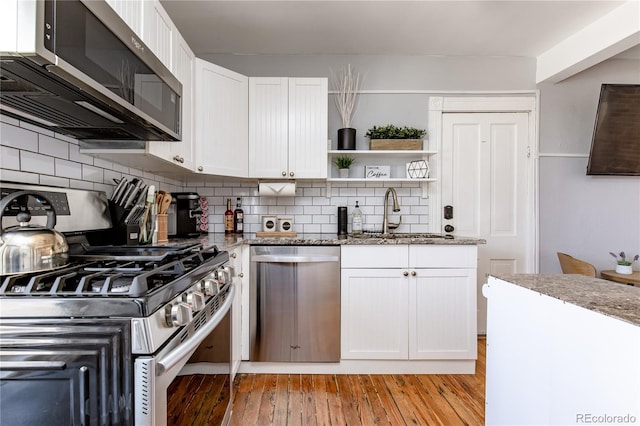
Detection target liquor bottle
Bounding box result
[234,197,244,235]
[352,201,363,234]
[224,198,234,234]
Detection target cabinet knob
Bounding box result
[173,155,184,163]
[411,271,417,277]
[403,271,409,277]
[239,272,244,278]
[197,166,203,172]
[289,172,294,177]
[231,252,237,259]
[282,171,287,176]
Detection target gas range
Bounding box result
[0,183,235,425]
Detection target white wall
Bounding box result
[538,58,640,273]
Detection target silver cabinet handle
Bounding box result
[411,271,417,276]
[289,171,294,177]
[197,166,203,172]
[403,271,409,277]
[282,171,287,176]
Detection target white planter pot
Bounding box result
[615,264,633,275]
[338,168,349,178]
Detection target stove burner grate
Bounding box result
[0,250,209,297]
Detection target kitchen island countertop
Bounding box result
[491,273,640,327]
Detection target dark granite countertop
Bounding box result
[492,273,640,327]
[169,232,485,251]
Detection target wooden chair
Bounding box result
[557,252,597,277]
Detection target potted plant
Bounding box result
[365,125,427,150]
[331,64,361,150]
[609,251,639,275]
[333,155,355,178]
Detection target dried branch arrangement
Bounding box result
[331,64,361,129]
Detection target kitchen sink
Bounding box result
[349,233,454,239]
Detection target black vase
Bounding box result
[337,128,356,150]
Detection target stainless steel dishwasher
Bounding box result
[250,245,340,362]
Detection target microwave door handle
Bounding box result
[156,284,235,377]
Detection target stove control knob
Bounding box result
[214,268,229,285]
[185,291,206,312]
[200,278,218,296]
[165,302,192,327]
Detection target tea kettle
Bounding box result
[0,191,69,275]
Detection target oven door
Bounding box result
[134,282,235,426]
[0,320,132,426]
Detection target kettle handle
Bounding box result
[0,191,57,231]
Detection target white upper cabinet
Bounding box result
[249,77,328,179]
[194,59,249,177]
[105,0,143,36]
[141,0,173,70]
[146,31,195,170]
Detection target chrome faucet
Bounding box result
[382,187,402,234]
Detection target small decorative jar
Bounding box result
[615,264,633,275]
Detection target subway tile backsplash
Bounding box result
[0,117,183,195]
[1,117,433,234]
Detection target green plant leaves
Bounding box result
[365,125,426,139]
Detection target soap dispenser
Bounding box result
[352,201,363,234]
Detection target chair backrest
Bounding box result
[557,252,597,277]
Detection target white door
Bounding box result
[442,112,533,333]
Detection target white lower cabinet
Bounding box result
[341,245,477,361]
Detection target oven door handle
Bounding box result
[156,284,235,376]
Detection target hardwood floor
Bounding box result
[169,337,486,425]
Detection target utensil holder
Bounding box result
[157,214,168,243]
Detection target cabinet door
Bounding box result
[409,268,477,359]
[105,0,143,36]
[148,32,194,170]
[341,268,409,359]
[195,59,249,177]
[288,78,328,178]
[248,77,289,178]
[142,0,173,69]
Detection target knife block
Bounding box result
[108,200,134,245]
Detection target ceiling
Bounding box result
[160,0,638,59]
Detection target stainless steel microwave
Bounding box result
[0,0,182,141]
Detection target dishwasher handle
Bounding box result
[252,255,339,263]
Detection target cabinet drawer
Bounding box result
[341,245,408,268]
[409,245,477,268]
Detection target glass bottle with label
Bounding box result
[224,198,234,234]
[352,201,363,234]
[234,197,244,235]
